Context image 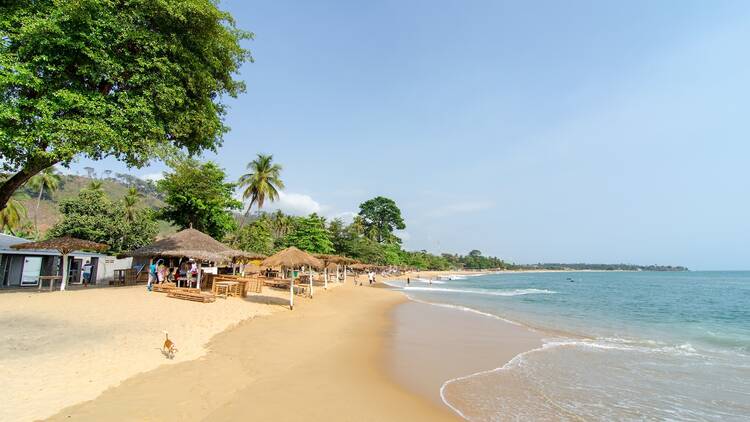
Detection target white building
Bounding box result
[0,233,132,288]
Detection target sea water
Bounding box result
[387,272,750,421]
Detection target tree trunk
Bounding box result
[35,185,44,239]
[0,160,54,212]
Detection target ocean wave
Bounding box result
[403,296,525,327]
[439,336,710,419]
[403,286,558,297]
[412,278,447,284]
[539,338,704,358]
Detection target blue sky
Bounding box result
[72,1,750,270]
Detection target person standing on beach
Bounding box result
[147,261,156,291]
[407,277,410,285]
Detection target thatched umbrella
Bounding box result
[224,250,266,275]
[314,254,356,289]
[123,228,237,289]
[262,247,323,309]
[11,237,109,291]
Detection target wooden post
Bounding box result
[343,265,348,285]
[336,265,340,283]
[196,262,202,290]
[289,269,295,310]
[60,253,69,291]
[324,268,328,290]
[309,266,313,298]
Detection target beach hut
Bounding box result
[11,237,109,291]
[123,228,236,289]
[262,247,323,310]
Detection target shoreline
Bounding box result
[381,272,550,420]
[45,279,460,421]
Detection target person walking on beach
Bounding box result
[147,260,157,291]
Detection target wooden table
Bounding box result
[214,281,240,298]
[38,276,63,291]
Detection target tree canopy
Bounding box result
[157,158,241,240]
[358,196,405,244]
[282,214,334,254]
[0,0,252,210]
[47,188,158,254]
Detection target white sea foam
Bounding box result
[439,336,713,420]
[403,286,557,297]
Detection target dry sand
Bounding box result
[0,285,290,422]
[43,279,459,421]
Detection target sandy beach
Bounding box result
[1,271,546,421]
[43,279,458,421]
[0,284,293,422]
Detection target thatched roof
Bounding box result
[226,250,267,261]
[11,237,109,254]
[262,247,324,269]
[122,228,234,262]
[314,254,358,265]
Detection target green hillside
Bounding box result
[18,175,175,236]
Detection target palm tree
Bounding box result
[28,167,61,237]
[269,209,293,239]
[88,180,103,191]
[123,187,142,222]
[0,192,27,235]
[237,154,284,226]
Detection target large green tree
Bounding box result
[283,214,334,254]
[47,188,158,253]
[157,158,241,239]
[0,0,251,210]
[358,196,406,244]
[234,218,274,256]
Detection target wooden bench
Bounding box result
[167,290,216,303]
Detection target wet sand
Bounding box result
[388,300,544,415]
[47,282,459,421]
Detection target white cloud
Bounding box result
[329,211,357,224]
[427,201,494,218]
[395,230,411,241]
[269,191,322,216]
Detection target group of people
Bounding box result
[147,259,199,291]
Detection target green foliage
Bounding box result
[0,0,252,209]
[157,158,241,240]
[283,213,334,254]
[238,154,284,214]
[47,189,158,253]
[0,191,27,235]
[28,166,61,237]
[358,196,405,244]
[441,251,509,270]
[234,218,274,255]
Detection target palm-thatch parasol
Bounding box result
[123,228,233,262]
[11,237,108,291]
[262,247,323,309]
[313,254,357,289]
[224,250,266,275]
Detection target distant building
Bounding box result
[0,233,131,288]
